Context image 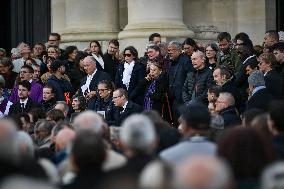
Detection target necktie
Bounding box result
[21,103,25,113]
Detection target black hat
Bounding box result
[179,102,211,130]
[50,59,64,72]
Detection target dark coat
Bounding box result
[113,100,143,126]
[137,72,168,114]
[182,66,214,104]
[9,97,38,115]
[115,62,146,105]
[247,88,274,111]
[41,97,57,112]
[79,70,111,95]
[47,75,73,101]
[103,52,119,82]
[265,69,283,98]
[219,106,241,128]
[168,53,193,104]
[221,80,243,109]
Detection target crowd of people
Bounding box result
[0,30,284,189]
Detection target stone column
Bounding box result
[118,0,194,55]
[51,0,66,34]
[61,0,119,49]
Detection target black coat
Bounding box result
[247,88,275,111]
[41,97,57,112]
[113,101,143,126]
[9,98,38,115]
[103,52,119,82]
[221,80,243,109]
[265,69,283,98]
[137,72,168,114]
[219,106,241,128]
[79,70,111,96]
[47,75,73,101]
[168,53,193,103]
[182,66,214,104]
[115,62,146,105]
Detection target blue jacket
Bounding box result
[47,75,73,101]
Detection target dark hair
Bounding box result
[253,45,263,57]
[205,43,219,52]
[49,33,61,41]
[115,88,128,100]
[268,100,284,132]
[217,32,231,42]
[109,39,119,47]
[29,108,45,123]
[246,59,259,70]
[215,65,231,80]
[218,127,277,179]
[242,108,264,127]
[46,109,65,122]
[183,38,198,51]
[146,44,160,52]
[123,46,138,61]
[71,130,106,171]
[64,46,77,60]
[234,32,250,42]
[149,33,161,42]
[90,40,103,57]
[72,94,86,111]
[21,64,34,73]
[208,85,221,97]
[24,57,37,66]
[38,120,55,135]
[0,57,14,71]
[98,80,115,91]
[43,85,55,94]
[271,42,284,52]
[74,51,88,68]
[265,30,279,42]
[18,80,31,91]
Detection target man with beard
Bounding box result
[47,59,73,101]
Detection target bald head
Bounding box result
[176,155,232,189]
[55,128,76,152]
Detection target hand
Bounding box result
[86,91,96,100]
[145,74,152,81]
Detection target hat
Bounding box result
[50,59,64,72]
[248,70,265,87]
[178,102,211,130]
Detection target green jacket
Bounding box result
[217,46,240,75]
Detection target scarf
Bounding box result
[122,61,135,90]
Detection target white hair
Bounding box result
[16,131,34,158]
[120,114,156,153]
[219,92,235,106]
[72,110,104,133]
[261,161,284,189]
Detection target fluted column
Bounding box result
[61,0,119,43]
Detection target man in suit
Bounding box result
[247,70,274,111]
[80,56,111,102]
[112,88,143,126]
[9,80,38,115]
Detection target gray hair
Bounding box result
[16,131,34,159]
[261,161,284,189]
[120,114,156,153]
[55,101,69,113]
[73,110,104,133]
[219,92,235,106]
[168,41,183,51]
[0,75,5,86]
[193,50,206,60]
[175,155,233,189]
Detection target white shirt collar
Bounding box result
[29,79,33,83]
[123,101,128,109]
[20,98,29,107]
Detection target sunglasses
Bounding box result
[124,53,132,57]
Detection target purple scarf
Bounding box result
[144,79,157,110]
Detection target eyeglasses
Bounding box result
[97,88,108,92]
[124,53,132,57]
[112,95,122,99]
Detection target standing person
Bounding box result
[79,56,111,102]
[0,79,8,117]
[9,65,43,104]
[182,51,214,105]
[205,43,219,70]
[258,52,283,97]
[183,38,198,59]
[32,42,46,61]
[46,60,73,102]
[115,46,145,105]
[63,46,78,75]
[90,40,105,71]
[88,80,115,125]
[41,85,56,112]
[112,88,143,126]
[216,32,240,76]
[0,57,18,90]
[263,30,279,52]
[137,61,168,115]
[8,80,38,116]
[168,41,192,126]
[271,42,284,95]
[103,39,120,82]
